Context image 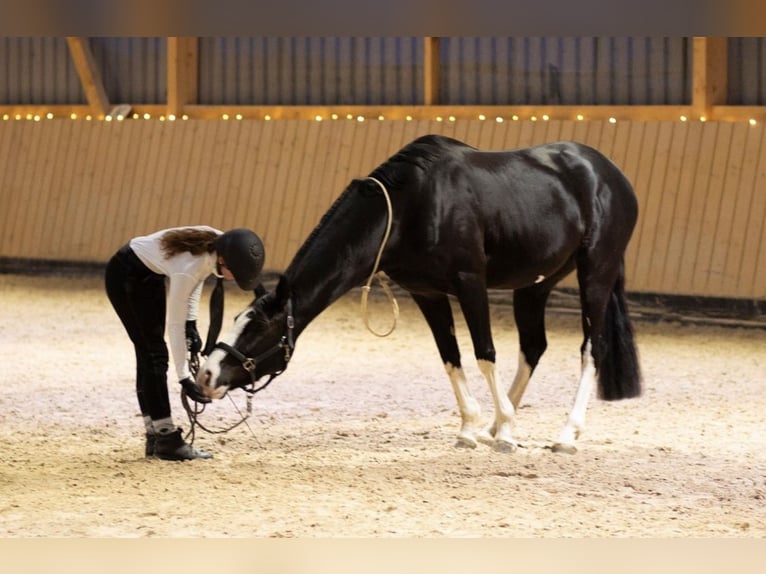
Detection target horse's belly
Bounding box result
[485,249,577,289]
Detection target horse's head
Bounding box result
[197,276,295,399]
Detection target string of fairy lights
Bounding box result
[0,111,760,126]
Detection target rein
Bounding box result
[361,176,399,337]
[182,352,256,444]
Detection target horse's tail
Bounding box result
[598,263,642,401]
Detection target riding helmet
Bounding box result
[215,228,265,290]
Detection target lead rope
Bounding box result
[360,176,399,337]
[182,351,260,446]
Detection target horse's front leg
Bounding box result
[444,362,487,448]
[411,293,484,448]
[454,272,517,453]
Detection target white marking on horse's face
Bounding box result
[197,308,254,399]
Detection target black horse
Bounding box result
[198,134,641,453]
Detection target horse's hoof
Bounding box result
[551,442,577,455]
[454,435,477,449]
[476,430,495,446]
[492,440,518,454]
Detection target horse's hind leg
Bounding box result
[552,338,598,454]
[553,259,618,454]
[507,284,553,409]
[410,293,484,449]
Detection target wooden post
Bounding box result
[692,37,728,120]
[424,37,441,106]
[167,37,199,118]
[66,37,110,117]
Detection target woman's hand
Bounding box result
[185,320,203,354]
[179,377,211,404]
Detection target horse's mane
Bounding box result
[286,134,471,275]
[371,134,473,188]
[285,181,359,274]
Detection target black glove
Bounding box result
[185,320,202,354]
[179,377,211,404]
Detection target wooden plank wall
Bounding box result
[1,118,764,300]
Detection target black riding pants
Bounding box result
[105,244,171,421]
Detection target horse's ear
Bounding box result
[275,274,291,307]
[253,283,268,300]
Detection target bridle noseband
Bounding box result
[213,298,295,395]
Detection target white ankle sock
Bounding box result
[153,417,177,434]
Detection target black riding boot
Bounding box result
[145,433,156,457]
[154,428,213,461]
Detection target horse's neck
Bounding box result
[285,178,392,337]
[287,246,375,338]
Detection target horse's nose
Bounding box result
[197,369,212,390]
[197,368,229,400]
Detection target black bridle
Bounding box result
[180,298,296,444]
[213,298,296,396]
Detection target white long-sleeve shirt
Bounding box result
[129,226,222,381]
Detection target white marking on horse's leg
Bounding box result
[535,275,545,284]
[477,359,517,452]
[445,362,482,448]
[554,340,596,453]
[507,349,533,409]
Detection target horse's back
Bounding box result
[382,137,637,291]
[447,140,637,233]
